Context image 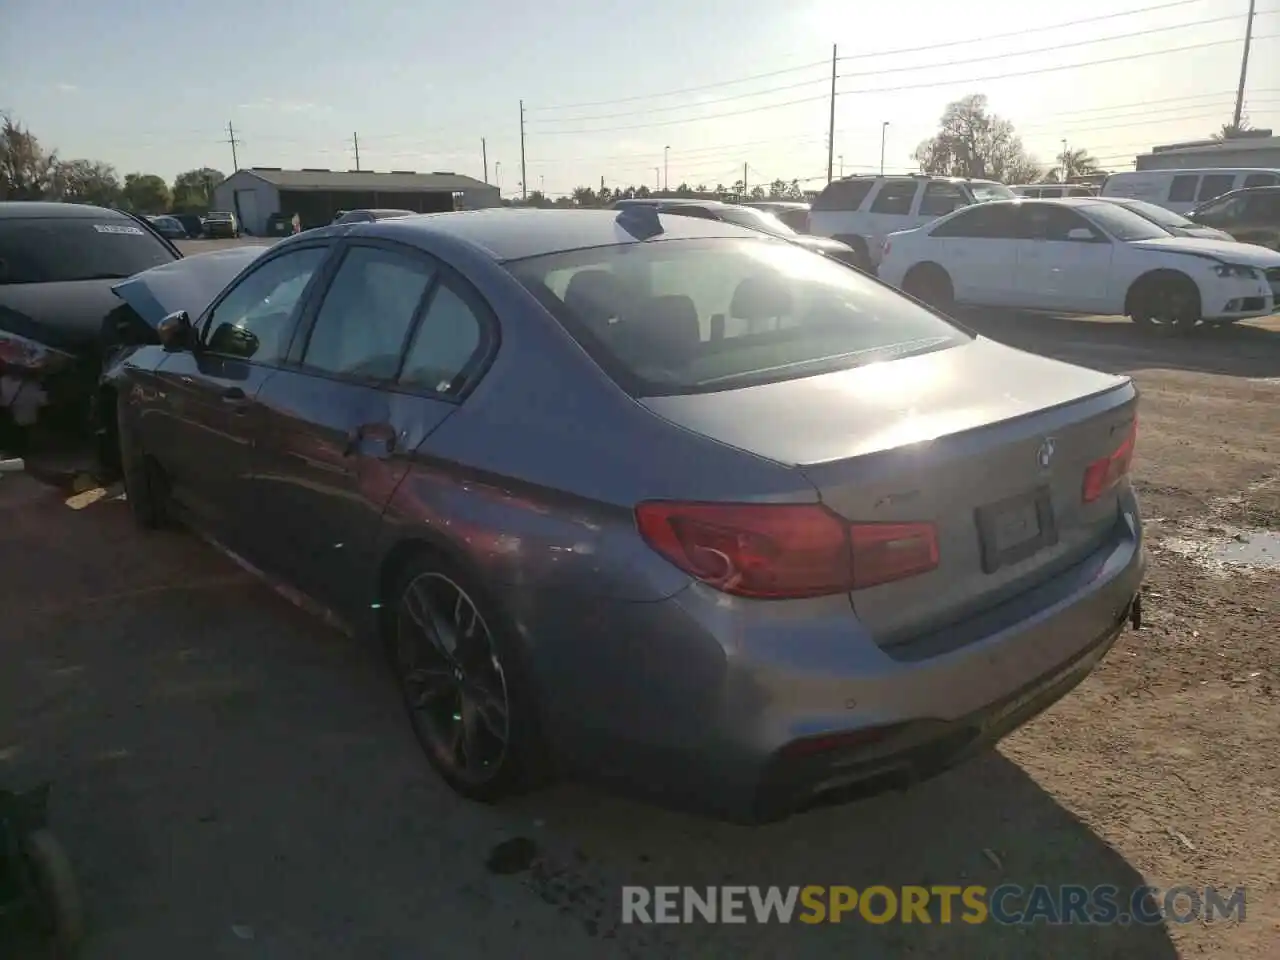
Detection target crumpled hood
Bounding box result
[1128,236,1280,267]
[111,246,269,327]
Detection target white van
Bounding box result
[1010,183,1098,198]
[1100,168,1280,214]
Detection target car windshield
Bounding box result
[711,206,796,238]
[0,216,178,284]
[1078,202,1173,241]
[1110,199,1195,229]
[507,238,970,397]
[967,182,1016,202]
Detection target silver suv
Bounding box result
[808,175,1014,270]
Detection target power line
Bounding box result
[527,0,1211,114]
[533,9,1268,126]
[529,32,1280,135]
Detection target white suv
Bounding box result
[808,175,1015,270]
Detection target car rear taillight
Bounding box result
[1082,418,1137,503]
[634,502,938,599]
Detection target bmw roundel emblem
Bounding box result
[1037,437,1056,470]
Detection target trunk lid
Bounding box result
[640,337,1136,645]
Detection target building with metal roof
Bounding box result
[210,167,501,235]
[1134,131,1280,171]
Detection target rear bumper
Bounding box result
[531,494,1145,822]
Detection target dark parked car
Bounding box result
[1186,185,1280,251]
[613,198,864,269]
[741,200,811,233]
[0,202,181,457]
[147,215,189,240]
[332,208,417,225]
[172,213,205,239]
[106,208,1145,822]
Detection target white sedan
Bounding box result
[876,198,1280,329]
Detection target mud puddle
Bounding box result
[1157,524,1280,573]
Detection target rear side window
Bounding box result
[506,238,968,397]
[0,217,176,285]
[398,280,485,395]
[869,180,918,215]
[812,179,874,212]
[1198,174,1236,202]
[1168,176,1199,203]
[302,245,436,380]
[1244,173,1279,188]
[930,204,1019,239]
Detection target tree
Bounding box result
[1214,114,1254,140]
[120,173,171,213]
[1043,147,1101,183]
[171,167,224,211]
[0,113,58,200]
[51,159,121,205]
[571,185,597,207]
[913,94,1040,184]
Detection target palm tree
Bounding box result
[1043,147,1100,183]
[1214,114,1254,140]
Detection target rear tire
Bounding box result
[1127,272,1201,332]
[387,550,552,802]
[833,235,872,272]
[903,263,955,313]
[116,399,167,529]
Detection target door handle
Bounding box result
[344,422,398,457]
[220,385,251,412]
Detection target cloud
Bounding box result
[54,83,78,93]
[236,98,329,115]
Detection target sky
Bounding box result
[1,0,1276,197]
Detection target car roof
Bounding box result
[362,208,760,262]
[0,201,135,220]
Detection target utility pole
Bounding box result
[352,132,361,171]
[880,121,889,176]
[826,44,837,184]
[1232,0,1257,132]
[225,121,241,171]
[482,138,489,183]
[519,100,528,201]
[654,167,659,190]
[743,162,748,195]
[664,145,670,192]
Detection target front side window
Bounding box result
[1018,204,1104,242]
[0,217,176,285]
[919,181,967,217]
[507,238,969,397]
[301,245,436,380]
[203,246,329,361]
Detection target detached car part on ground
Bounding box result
[0,202,184,464]
[104,207,1145,823]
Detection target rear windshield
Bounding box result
[506,238,970,397]
[0,217,177,285]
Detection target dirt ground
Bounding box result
[1,309,1277,959]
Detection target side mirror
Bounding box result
[157,310,196,352]
[1066,227,1096,242]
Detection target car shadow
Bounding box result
[953,309,1280,379]
[0,485,1178,960]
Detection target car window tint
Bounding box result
[919,181,967,217]
[869,180,917,215]
[398,280,484,395]
[1019,204,1100,241]
[812,179,874,212]
[204,247,328,362]
[1243,173,1279,188]
[1197,174,1235,202]
[1168,175,1199,203]
[930,204,1018,239]
[0,217,176,285]
[302,245,436,380]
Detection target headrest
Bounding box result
[610,294,701,364]
[563,269,627,331]
[729,276,792,322]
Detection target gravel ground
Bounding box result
[2,308,1277,959]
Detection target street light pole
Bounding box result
[839,155,844,177]
[880,122,889,176]
[664,145,670,192]
[1061,138,1069,181]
